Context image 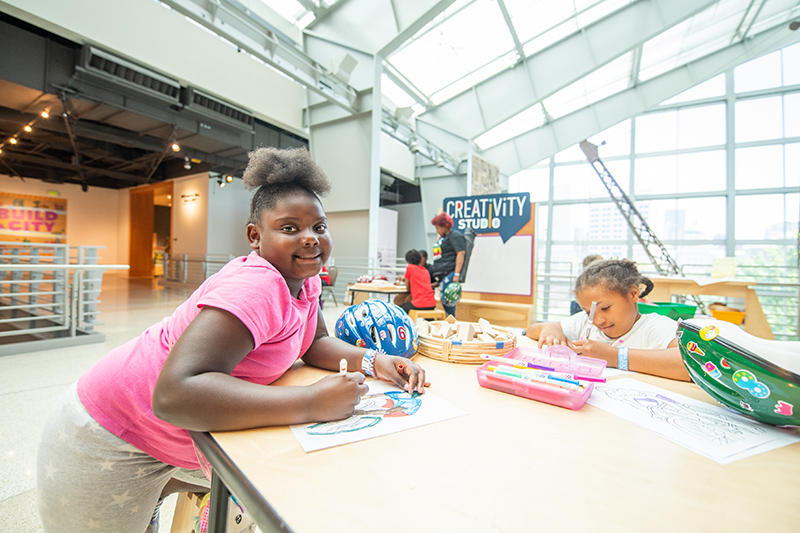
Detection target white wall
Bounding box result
[171,173,208,257]
[380,133,416,183]
[386,202,426,259]
[0,0,307,134]
[325,210,370,264]
[311,114,373,213]
[0,174,128,264]
[206,178,252,257]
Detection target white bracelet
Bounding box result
[361,349,377,377]
[618,346,629,371]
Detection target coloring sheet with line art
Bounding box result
[587,378,800,464]
[290,381,466,452]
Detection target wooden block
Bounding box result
[457,323,476,342]
[478,318,496,336]
[477,333,494,343]
[430,325,445,338]
[446,314,457,324]
[416,320,430,335]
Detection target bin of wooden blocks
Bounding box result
[415,315,517,364]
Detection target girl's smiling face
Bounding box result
[576,283,640,339]
[247,189,332,296]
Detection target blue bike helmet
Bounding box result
[335,299,419,358]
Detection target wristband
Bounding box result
[361,349,377,377]
[618,346,629,371]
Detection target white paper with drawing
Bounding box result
[587,378,800,464]
[290,381,466,452]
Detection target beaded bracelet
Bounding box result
[618,346,629,371]
[361,349,377,377]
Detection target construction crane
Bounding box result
[579,140,706,314]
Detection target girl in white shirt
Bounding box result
[526,259,690,381]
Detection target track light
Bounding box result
[224,174,233,183]
[183,157,191,170]
[41,110,49,119]
[217,177,226,188]
[24,125,32,133]
[408,138,420,154]
[171,142,181,152]
[9,137,17,144]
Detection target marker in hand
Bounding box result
[339,358,348,375]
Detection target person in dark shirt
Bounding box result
[419,250,434,280]
[430,213,466,318]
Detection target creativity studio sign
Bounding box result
[443,192,530,243]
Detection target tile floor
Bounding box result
[0,273,348,533]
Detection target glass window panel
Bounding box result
[734,50,782,93]
[735,96,783,142]
[509,166,550,203]
[474,103,545,150]
[735,193,799,240]
[671,245,728,269]
[735,145,784,189]
[786,143,800,188]
[589,119,631,157]
[785,92,800,138]
[551,204,591,241]
[677,104,726,149]
[553,161,629,200]
[587,202,630,242]
[660,74,726,105]
[543,53,632,120]
[505,0,579,45]
[784,42,800,86]
[388,0,513,97]
[639,1,746,81]
[536,204,549,241]
[636,110,677,153]
[636,151,726,195]
[735,245,798,269]
[381,74,415,108]
[638,197,727,240]
[554,144,588,163]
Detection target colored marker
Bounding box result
[488,365,582,391]
[480,353,556,372]
[582,301,597,340]
[339,358,348,374]
[490,365,582,386]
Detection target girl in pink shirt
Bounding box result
[37,147,428,533]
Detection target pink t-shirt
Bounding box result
[77,252,321,469]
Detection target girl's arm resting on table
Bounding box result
[570,338,690,381]
[302,311,428,394]
[152,306,368,432]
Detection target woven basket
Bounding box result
[416,321,517,364]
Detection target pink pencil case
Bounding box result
[475,345,607,410]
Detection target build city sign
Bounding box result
[443,192,530,243]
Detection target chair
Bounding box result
[321,266,338,306]
[408,309,446,322]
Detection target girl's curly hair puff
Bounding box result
[575,258,654,299]
[243,147,331,225]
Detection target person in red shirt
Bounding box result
[397,249,436,314]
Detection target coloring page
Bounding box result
[290,381,466,452]
[587,378,800,463]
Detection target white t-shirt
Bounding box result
[559,312,678,349]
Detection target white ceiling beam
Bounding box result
[419,0,719,141]
[479,22,800,176]
[160,0,359,113]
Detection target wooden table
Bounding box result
[345,282,408,304]
[192,349,799,532]
[648,276,774,339]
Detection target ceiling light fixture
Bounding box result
[408,138,420,154]
[183,157,191,170]
[224,174,233,183]
[24,125,32,133]
[9,138,17,144]
[41,110,49,119]
[171,142,181,152]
